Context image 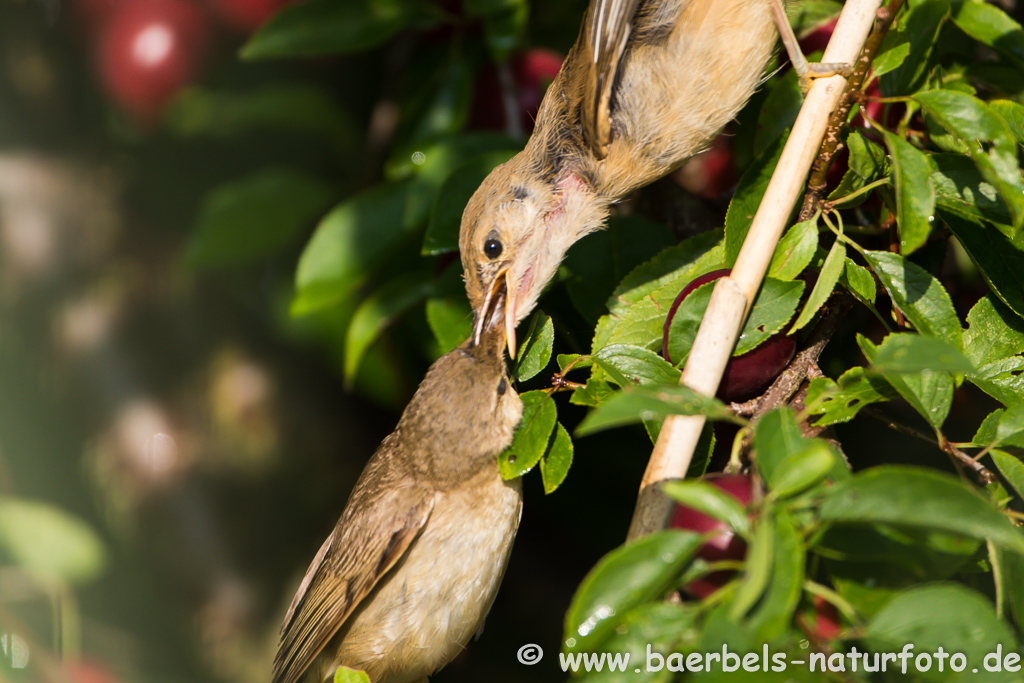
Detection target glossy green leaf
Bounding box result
[991,99,1024,146]
[992,449,1024,500]
[993,405,1024,448]
[769,218,819,281]
[859,335,953,430]
[666,278,803,364]
[344,271,434,383]
[841,258,877,305]
[971,356,1024,407]
[607,230,724,317]
[499,391,556,479]
[950,0,1024,72]
[725,136,785,266]
[866,584,1019,682]
[806,367,897,425]
[293,180,424,316]
[188,168,334,268]
[877,128,936,254]
[423,149,518,255]
[877,0,948,97]
[870,333,975,374]
[790,238,844,333]
[333,667,371,683]
[943,212,1024,319]
[932,153,1013,228]
[563,531,702,654]
[0,497,106,585]
[540,422,573,494]
[576,385,730,436]
[593,344,680,387]
[863,250,963,348]
[820,465,1024,554]
[425,296,472,354]
[515,311,554,382]
[242,0,431,59]
[848,129,887,181]
[916,89,1024,231]
[661,480,749,536]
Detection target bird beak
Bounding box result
[472,267,517,358]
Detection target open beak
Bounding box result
[472,268,518,358]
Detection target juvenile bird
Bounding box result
[460,0,837,354]
[272,318,523,683]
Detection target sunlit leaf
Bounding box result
[0,498,106,585]
[515,311,555,382]
[499,391,556,479]
[540,423,573,494]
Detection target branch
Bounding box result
[627,0,884,540]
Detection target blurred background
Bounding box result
[0,0,997,681]
[0,0,651,681]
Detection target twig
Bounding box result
[798,0,907,220]
[627,0,884,540]
[862,407,995,484]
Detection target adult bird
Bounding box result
[460,0,844,355]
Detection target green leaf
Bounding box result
[950,0,1024,72]
[425,296,472,354]
[576,385,730,436]
[870,333,975,374]
[877,0,948,97]
[386,131,520,182]
[167,84,357,148]
[769,218,819,281]
[932,153,1013,228]
[790,238,844,333]
[866,585,1019,682]
[877,128,936,254]
[665,278,803,364]
[607,230,723,317]
[848,129,887,181]
[991,99,1024,146]
[841,257,877,305]
[499,391,557,479]
[992,449,1024,500]
[592,344,681,387]
[859,335,954,430]
[566,215,674,323]
[770,440,839,499]
[333,667,371,683]
[344,271,434,383]
[971,357,1024,407]
[241,0,430,59]
[661,480,750,536]
[728,513,774,621]
[0,497,106,585]
[752,408,807,488]
[576,602,696,682]
[395,54,473,150]
[915,89,1024,231]
[293,180,425,316]
[725,136,786,266]
[482,1,528,62]
[423,150,518,255]
[806,367,897,425]
[540,422,573,494]
[993,405,1024,448]
[515,311,554,382]
[570,378,614,408]
[188,168,334,269]
[943,212,1024,319]
[563,531,703,654]
[820,465,1024,554]
[745,510,805,641]
[863,250,963,348]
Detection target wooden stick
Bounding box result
[627,0,884,540]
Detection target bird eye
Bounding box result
[483,238,503,260]
[497,378,507,396]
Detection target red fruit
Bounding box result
[669,473,753,599]
[810,595,841,641]
[662,269,797,403]
[65,659,119,683]
[798,18,838,57]
[96,0,209,121]
[470,49,564,134]
[208,0,299,33]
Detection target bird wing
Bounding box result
[580,0,642,159]
[272,482,437,683]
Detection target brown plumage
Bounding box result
[272,322,522,683]
[460,0,780,354]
